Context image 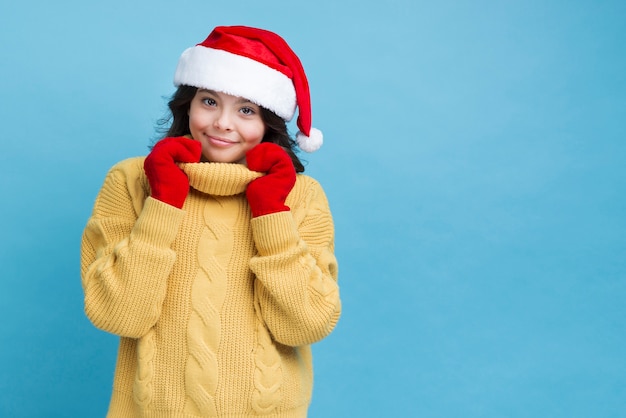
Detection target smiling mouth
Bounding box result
[207,135,236,146]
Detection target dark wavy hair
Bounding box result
[155,85,305,172]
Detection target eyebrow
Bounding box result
[199,89,258,106]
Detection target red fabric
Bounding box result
[245,143,297,217]
[144,137,202,209]
[199,26,293,78]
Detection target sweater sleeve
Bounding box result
[249,178,341,347]
[80,158,185,338]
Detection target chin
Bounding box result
[203,150,245,164]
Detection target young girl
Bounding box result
[80,26,341,417]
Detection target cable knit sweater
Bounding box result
[80,157,341,418]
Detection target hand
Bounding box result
[246,142,297,217]
[144,136,202,208]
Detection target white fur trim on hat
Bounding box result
[296,127,323,153]
[174,47,297,121]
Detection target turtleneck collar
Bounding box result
[179,162,263,196]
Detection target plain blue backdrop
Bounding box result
[1,0,625,417]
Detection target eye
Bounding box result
[202,97,217,106]
[240,106,256,116]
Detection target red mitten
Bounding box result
[144,136,202,208]
[246,143,297,217]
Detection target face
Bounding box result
[188,89,266,164]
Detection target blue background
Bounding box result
[1,0,625,416]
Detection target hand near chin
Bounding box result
[144,137,202,208]
[245,142,296,217]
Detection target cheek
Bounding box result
[187,112,199,133]
[188,104,210,131]
[243,122,266,144]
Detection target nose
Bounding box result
[214,110,233,131]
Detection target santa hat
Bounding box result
[173,25,323,153]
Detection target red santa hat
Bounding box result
[173,25,323,153]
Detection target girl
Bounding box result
[80,26,341,417]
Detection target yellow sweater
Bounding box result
[80,157,341,417]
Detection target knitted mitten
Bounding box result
[144,136,202,208]
[245,143,297,217]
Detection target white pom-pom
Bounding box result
[296,127,323,153]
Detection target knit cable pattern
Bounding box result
[185,198,236,415]
[133,328,156,408]
[252,302,283,414]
